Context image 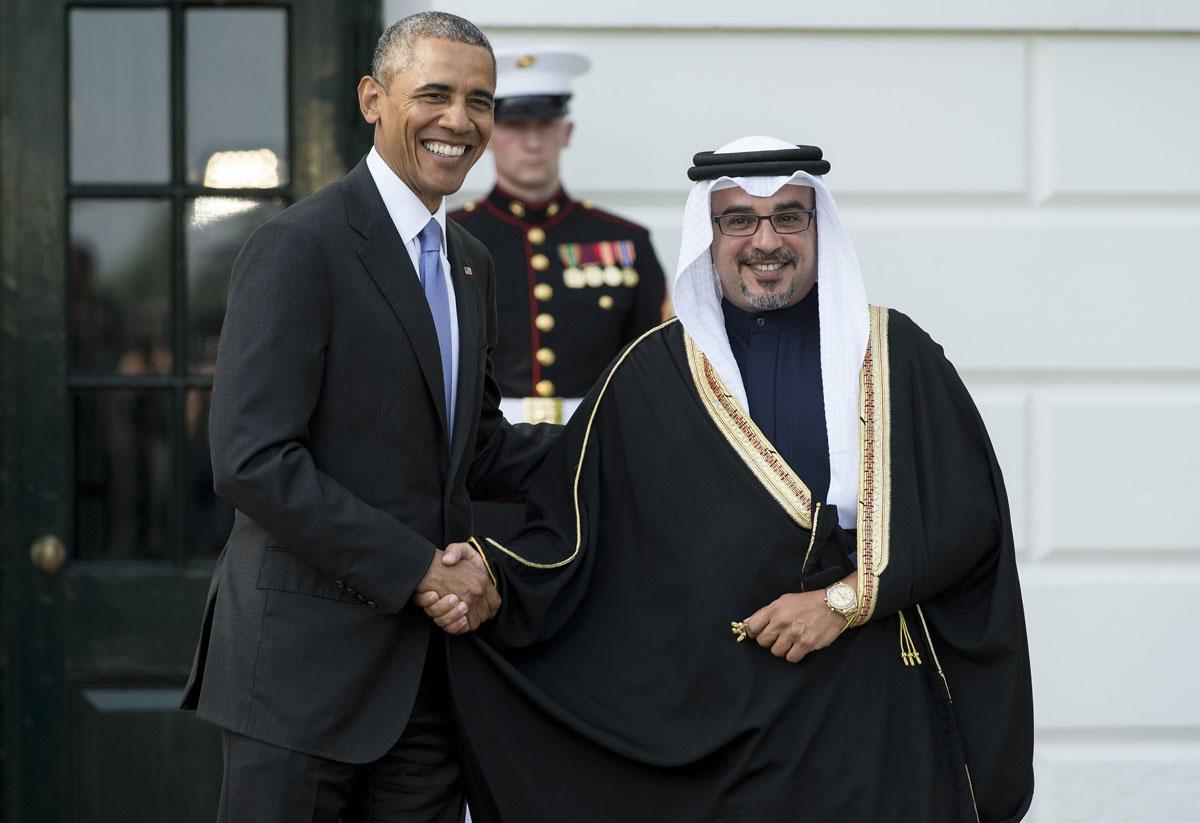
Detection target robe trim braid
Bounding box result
[852,304,892,626]
[799,502,824,580]
[916,604,983,823]
[684,332,816,531]
[482,318,682,570]
[468,536,498,586]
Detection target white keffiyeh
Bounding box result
[672,135,868,528]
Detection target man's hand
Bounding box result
[440,541,489,575]
[413,543,500,635]
[743,590,847,664]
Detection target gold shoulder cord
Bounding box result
[483,319,680,569]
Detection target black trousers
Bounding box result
[216,641,473,823]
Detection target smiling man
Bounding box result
[181,12,556,823]
[422,136,1034,821]
[710,185,816,310]
[357,28,495,211]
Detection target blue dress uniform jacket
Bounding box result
[451,185,667,399]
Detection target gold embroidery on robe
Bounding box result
[684,307,893,627]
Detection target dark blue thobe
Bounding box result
[722,285,830,504]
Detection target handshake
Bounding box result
[413,542,501,635]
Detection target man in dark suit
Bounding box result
[181,12,553,822]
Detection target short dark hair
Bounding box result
[372,12,494,87]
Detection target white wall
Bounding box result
[392,3,1200,819]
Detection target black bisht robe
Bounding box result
[450,309,1034,823]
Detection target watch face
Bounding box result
[828,584,857,611]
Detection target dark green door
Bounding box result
[0,2,377,820]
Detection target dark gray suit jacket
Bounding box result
[181,159,555,763]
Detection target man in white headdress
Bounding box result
[420,136,1034,822]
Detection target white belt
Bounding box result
[499,396,585,425]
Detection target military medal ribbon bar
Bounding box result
[558,241,639,288]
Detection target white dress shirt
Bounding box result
[366,147,460,424]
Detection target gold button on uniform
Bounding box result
[536,347,556,366]
[509,202,526,218]
[527,227,546,245]
[530,253,549,271]
[535,379,556,397]
[463,201,476,212]
[546,202,560,217]
[535,313,555,332]
[533,283,553,301]
[598,295,615,310]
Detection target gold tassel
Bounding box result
[898,610,922,666]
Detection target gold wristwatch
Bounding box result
[824,581,859,623]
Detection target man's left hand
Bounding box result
[743,591,847,664]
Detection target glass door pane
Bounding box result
[69,9,171,184]
[186,196,285,371]
[74,390,172,560]
[186,9,289,187]
[69,199,173,374]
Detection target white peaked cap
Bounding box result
[493,47,591,100]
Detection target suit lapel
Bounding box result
[344,161,450,446]
[445,223,478,477]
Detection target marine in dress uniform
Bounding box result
[450,47,668,427]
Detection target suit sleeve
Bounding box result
[209,218,435,614]
[466,245,559,501]
[623,230,669,342]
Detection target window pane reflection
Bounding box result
[70,199,173,375]
[186,9,288,187]
[186,198,285,371]
[74,392,171,561]
[186,390,232,560]
[70,9,170,183]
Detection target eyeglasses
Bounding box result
[711,209,815,237]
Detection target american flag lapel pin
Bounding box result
[464,266,474,276]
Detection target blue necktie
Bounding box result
[418,219,454,434]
